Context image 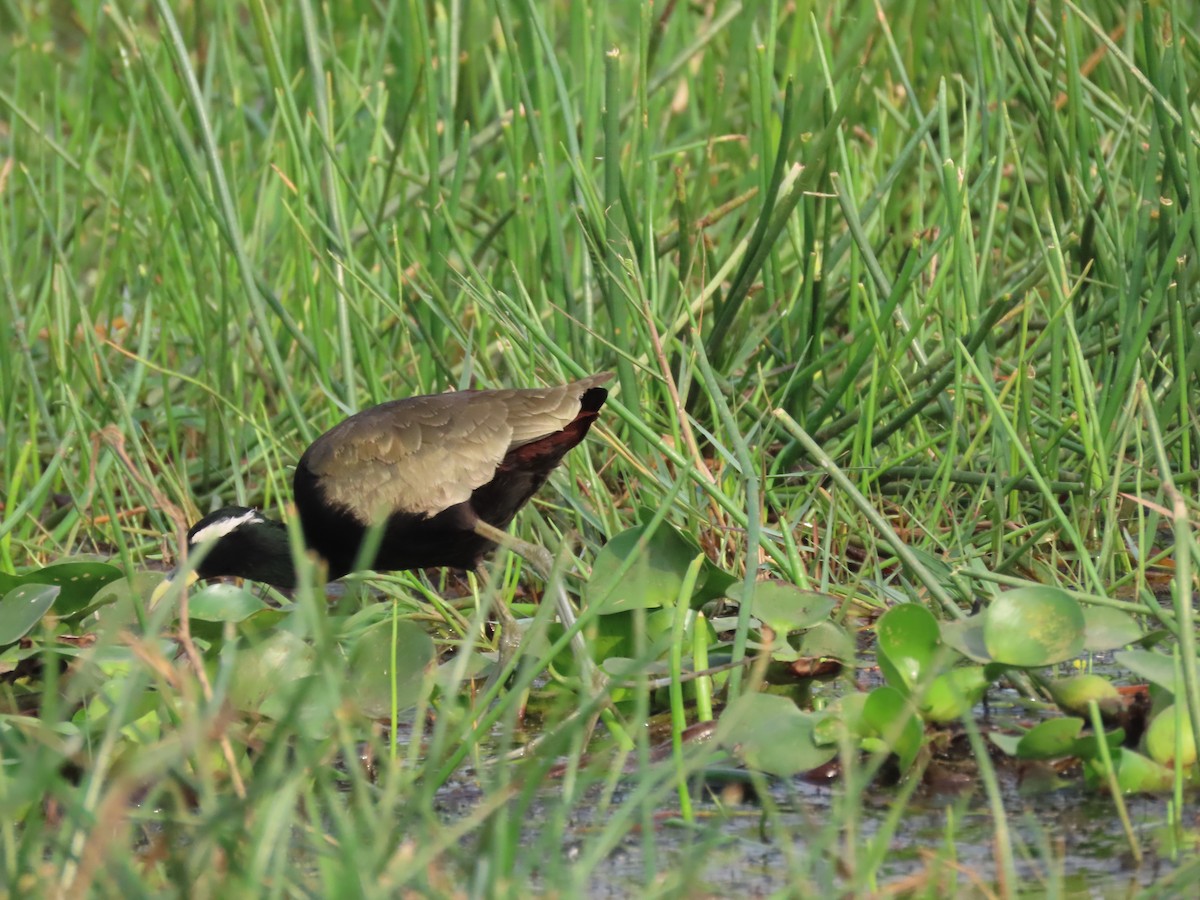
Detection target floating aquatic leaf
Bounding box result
[1045,674,1122,718]
[876,603,942,692]
[920,666,989,723]
[1114,649,1191,694]
[717,692,837,776]
[1082,607,1144,652]
[727,582,836,635]
[346,618,435,718]
[587,523,734,613]
[0,584,61,645]
[1145,704,1198,769]
[188,583,269,623]
[862,686,923,771]
[983,587,1085,666]
[1015,718,1085,760]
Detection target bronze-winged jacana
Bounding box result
[156,374,611,668]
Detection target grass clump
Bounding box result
[2,0,1199,895]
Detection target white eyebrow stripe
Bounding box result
[190,509,264,544]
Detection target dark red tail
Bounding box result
[501,386,608,472]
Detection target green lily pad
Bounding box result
[587,523,734,614]
[1045,674,1122,718]
[591,607,681,662]
[716,692,837,776]
[346,618,435,718]
[920,666,989,723]
[727,582,836,635]
[1070,727,1126,760]
[1015,718,1085,760]
[188,583,269,623]
[1145,704,1198,769]
[0,561,122,618]
[229,631,316,713]
[862,685,923,771]
[0,584,61,645]
[1082,607,1144,651]
[939,615,991,663]
[796,621,856,663]
[814,692,869,745]
[876,603,942,692]
[1086,748,1176,793]
[1114,649,1189,694]
[983,587,1085,667]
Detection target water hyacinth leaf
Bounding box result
[229,631,316,713]
[938,615,991,663]
[796,620,856,663]
[347,618,435,718]
[862,686,923,771]
[988,732,1022,756]
[983,587,1085,666]
[435,650,492,688]
[1070,727,1126,760]
[1045,674,1122,718]
[876,603,941,692]
[716,692,837,776]
[1145,704,1197,768]
[1082,607,1144,651]
[1014,718,1085,760]
[814,692,869,745]
[77,573,159,625]
[230,607,291,640]
[591,607,681,662]
[1114,649,1189,694]
[0,584,61,645]
[727,582,836,635]
[920,666,989,723]
[0,563,122,618]
[32,562,123,614]
[1086,748,1175,794]
[586,523,733,614]
[187,583,269,622]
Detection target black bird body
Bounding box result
[181,374,611,588]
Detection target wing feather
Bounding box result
[300,375,609,521]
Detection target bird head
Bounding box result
[152,507,295,605]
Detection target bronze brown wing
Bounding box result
[293,374,611,577]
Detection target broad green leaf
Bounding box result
[983,587,1085,667]
[80,573,158,627]
[814,692,869,744]
[1082,607,1144,652]
[1045,674,1122,718]
[1145,704,1197,768]
[1014,718,1085,760]
[591,607,681,662]
[938,615,991,663]
[346,618,435,718]
[717,692,837,776]
[4,562,123,617]
[1114,649,1190,694]
[1086,748,1176,794]
[188,583,268,622]
[586,523,733,614]
[876,603,942,692]
[862,686,923,771]
[229,631,316,713]
[796,620,856,663]
[0,584,61,645]
[1070,728,1126,760]
[727,582,836,635]
[920,666,989,723]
